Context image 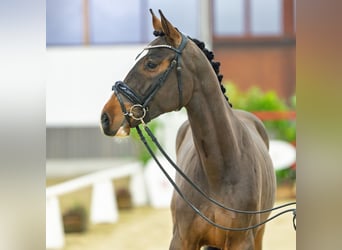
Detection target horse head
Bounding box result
[101,9,198,137]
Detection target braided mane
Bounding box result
[188,37,232,107]
[153,31,232,107]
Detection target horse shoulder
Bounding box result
[233,109,270,149]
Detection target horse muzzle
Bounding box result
[101,112,131,137]
[101,94,134,137]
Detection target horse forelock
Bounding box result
[153,30,232,107]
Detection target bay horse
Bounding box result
[101,10,276,250]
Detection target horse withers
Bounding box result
[101,9,276,250]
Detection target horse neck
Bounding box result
[185,70,242,189]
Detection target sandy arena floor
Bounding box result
[61,200,296,250]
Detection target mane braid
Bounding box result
[152,30,232,107]
[188,37,232,107]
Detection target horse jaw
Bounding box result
[115,123,131,138]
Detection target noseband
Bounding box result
[112,33,188,126]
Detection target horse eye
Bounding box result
[146,61,158,69]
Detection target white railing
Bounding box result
[46,159,147,249]
[46,140,296,249]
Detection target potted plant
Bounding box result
[62,204,88,233]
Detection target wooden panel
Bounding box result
[213,42,295,99]
[46,127,139,159]
[283,0,295,36]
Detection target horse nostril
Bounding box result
[101,113,110,128]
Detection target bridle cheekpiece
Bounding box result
[112,33,188,126]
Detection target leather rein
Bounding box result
[111,33,296,231]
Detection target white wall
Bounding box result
[46,46,144,127]
[46,46,188,155]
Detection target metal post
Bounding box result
[199,0,213,50]
[82,0,90,45]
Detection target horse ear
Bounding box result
[158,9,182,47]
[149,9,163,34]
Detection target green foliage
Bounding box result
[226,82,296,142]
[228,84,287,111]
[275,167,296,185]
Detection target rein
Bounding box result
[111,33,296,231]
[136,123,296,231]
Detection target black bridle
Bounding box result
[110,33,296,231]
[112,33,188,126]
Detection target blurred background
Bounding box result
[46,0,296,249]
